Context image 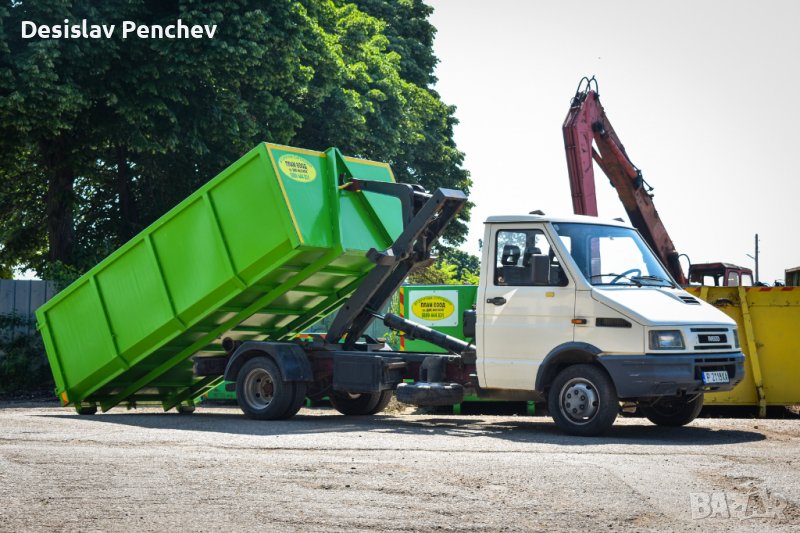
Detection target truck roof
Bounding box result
[689,262,751,272]
[484,214,631,227]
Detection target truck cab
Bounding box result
[688,262,754,287]
[476,214,745,434]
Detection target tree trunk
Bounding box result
[41,138,75,265]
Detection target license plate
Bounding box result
[702,371,729,384]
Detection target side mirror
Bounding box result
[462,308,476,338]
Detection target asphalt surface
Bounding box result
[0,402,798,532]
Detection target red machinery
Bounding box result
[562,76,752,286]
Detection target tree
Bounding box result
[0,0,470,280]
[290,0,472,243]
[350,0,438,88]
[0,0,148,276]
[407,249,480,286]
[441,249,480,283]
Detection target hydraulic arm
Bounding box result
[562,77,687,284]
[326,176,468,350]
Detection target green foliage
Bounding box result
[408,249,480,285]
[38,260,84,290]
[441,248,480,283]
[0,314,53,395]
[0,0,470,277]
[350,0,438,87]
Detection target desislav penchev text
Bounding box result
[21,19,218,39]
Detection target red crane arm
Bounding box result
[562,78,687,285]
[562,83,600,216]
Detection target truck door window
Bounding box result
[495,229,567,286]
[726,271,740,286]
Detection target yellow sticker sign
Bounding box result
[411,295,455,323]
[278,154,317,183]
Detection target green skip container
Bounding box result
[36,143,403,412]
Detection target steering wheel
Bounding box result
[610,268,641,284]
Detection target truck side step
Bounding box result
[396,382,464,406]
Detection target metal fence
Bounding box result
[0,280,58,341]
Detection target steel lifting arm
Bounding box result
[562,77,687,285]
[563,77,601,217]
[326,179,468,349]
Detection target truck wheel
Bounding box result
[176,403,196,415]
[76,405,97,416]
[639,394,703,427]
[330,390,393,416]
[278,382,308,420]
[236,356,293,420]
[547,364,618,436]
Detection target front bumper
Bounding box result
[599,352,745,399]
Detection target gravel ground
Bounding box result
[0,402,798,532]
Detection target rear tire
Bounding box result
[330,390,393,416]
[639,394,704,427]
[547,364,618,436]
[76,405,97,416]
[177,403,196,415]
[236,357,293,420]
[278,382,308,420]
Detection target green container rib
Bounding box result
[36,143,403,412]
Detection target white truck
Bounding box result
[210,198,744,436]
[471,213,744,434]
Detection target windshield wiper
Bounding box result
[631,275,675,287]
[590,274,642,287]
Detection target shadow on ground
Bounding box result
[37,406,768,447]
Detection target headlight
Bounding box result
[733,329,740,348]
[649,330,685,350]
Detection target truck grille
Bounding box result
[690,328,732,350]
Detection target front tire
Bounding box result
[639,394,704,427]
[547,364,618,436]
[236,357,294,420]
[330,390,393,416]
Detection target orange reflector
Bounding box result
[571,318,588,325]
[59,391,68,405]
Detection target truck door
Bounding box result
[479,226,575,389]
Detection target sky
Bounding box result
[426,0,800,284]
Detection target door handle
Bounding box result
[486,296,507,306]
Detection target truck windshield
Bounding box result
[552,223,675,287]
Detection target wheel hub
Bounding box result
[243,368,275,409]
[560,379,599,424]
